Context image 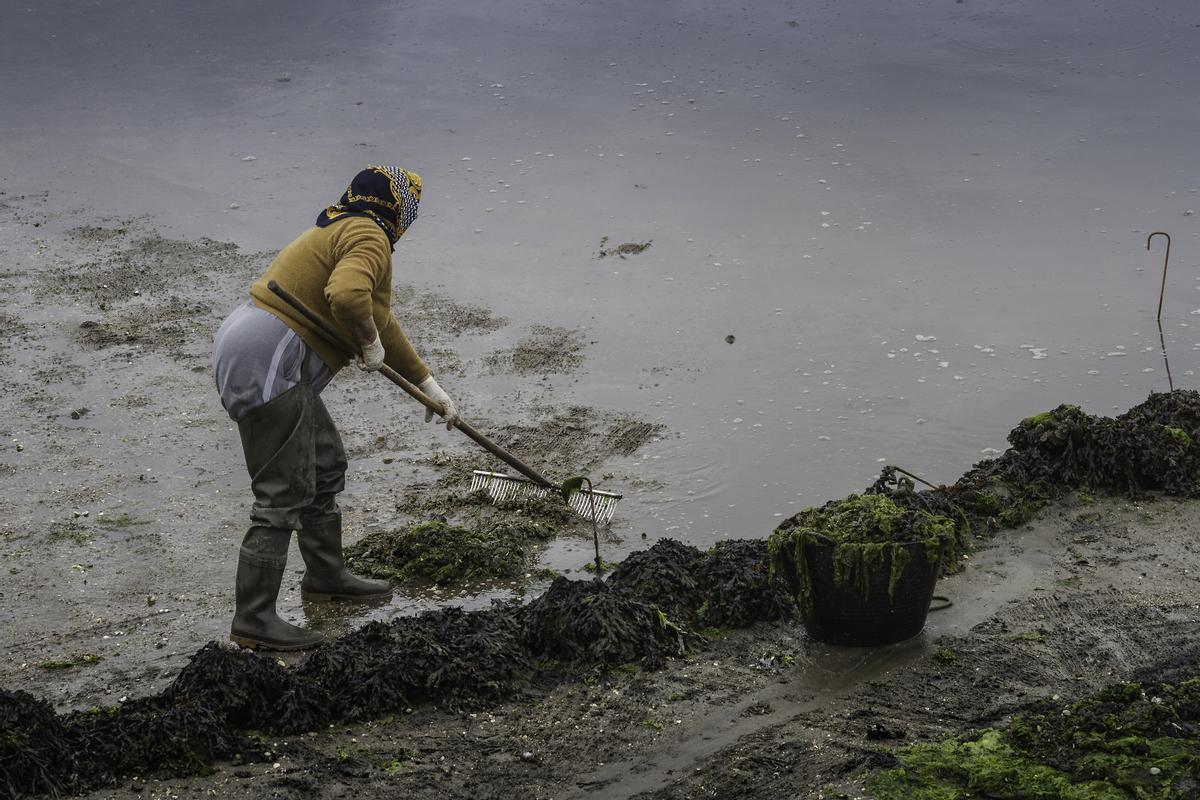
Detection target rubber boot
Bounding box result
[230,526,324,651]
[298,513,393,601]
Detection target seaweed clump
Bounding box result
[0,538,797,797]
[167,642,330,734]
[62,699,240,787]
[1002,402,1199,497]
[868,677,1200,799]
[1,691,73,798]
[348,491,578,586]
[606,538,703,622]
[606,538,795,629]
[0,687,245,798]
[346,520,532,585]
[693,539,795,628]
[869,391,1200,544]
[299,605,532,714]
[4,546,778,797]
[522,577,694,670]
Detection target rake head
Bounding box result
[469,470,622,525]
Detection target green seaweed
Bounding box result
[349,486,583,587]
[768,494,954,617]
[1162,425,1191,448]
[997,496,1049,528]
[38,654,102,671]
[775,494,911,545]
[933,648,959,667]
[1022,405,1080,428]
[346,520,529,585]
[700,626,734,639]
[867,729,1125,799]
[830,540,912,601]
[868,677,1200,799]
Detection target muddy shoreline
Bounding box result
[2,209,1199,799]
[8,493,1199,800]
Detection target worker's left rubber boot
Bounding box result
[230,526,325,651]
[297,512,393,601]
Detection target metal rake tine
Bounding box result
[567,491,618,525]
[470,469,621,521]
[595,497,617,525]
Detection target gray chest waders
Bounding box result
[230,348,390,651]
[231,355,326,651]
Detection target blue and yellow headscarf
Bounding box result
[316,165,422,250]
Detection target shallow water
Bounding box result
[3,0,1199,552]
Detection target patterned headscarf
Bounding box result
[316,165,422,250]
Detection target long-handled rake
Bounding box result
[268,280,622,524]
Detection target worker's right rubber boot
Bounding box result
[229,526,324,651]
[298,512,393,602]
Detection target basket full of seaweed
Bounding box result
[768,493,956,646]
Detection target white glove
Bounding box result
[418,374,459,430]
[356,335,385,371]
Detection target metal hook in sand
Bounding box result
[1147,232,1174,391]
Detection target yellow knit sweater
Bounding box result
[249,216,429,382]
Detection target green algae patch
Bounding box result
[1162,425,1191,448]
[1023,405,1081,428]
[38,653,103,671]
[868,729,1123,799]
[346,520,530,585]
[767,494,955,618]
[932,648,960,667]
[346,490,579,586]
[581,558,621,573]
[868,677,1200,799]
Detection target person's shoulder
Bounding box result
[323,216,391,267]
[328,215,390,245]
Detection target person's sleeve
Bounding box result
[324,220,391,327]
[379,313,430,384]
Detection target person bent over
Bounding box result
[211,165,458,650]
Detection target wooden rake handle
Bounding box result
[267,280,556,489]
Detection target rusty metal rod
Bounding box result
[1148,231,1171,322]
[1147,232,1174,391]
